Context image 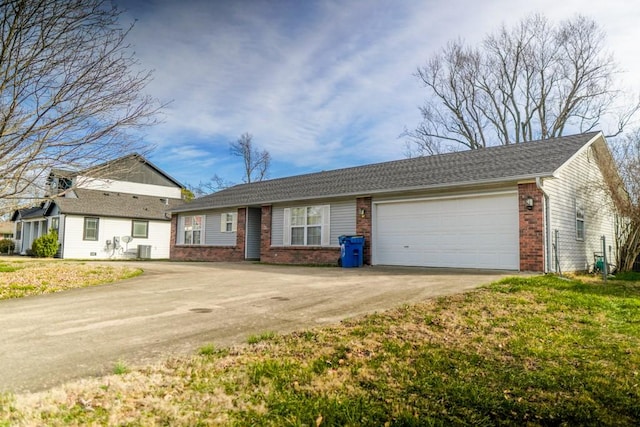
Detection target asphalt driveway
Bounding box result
[0,262,513,393]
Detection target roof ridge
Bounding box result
[174,131,603,212]
[208,131,600,191]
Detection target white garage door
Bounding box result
[374,193,519,269]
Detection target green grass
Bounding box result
[1,274,639,426]
[112,360,129,375]
[0,263,22,273]
[0,260,143,300]
[612,271,640,281]
[247,331,277,344]
[198,343,216,356]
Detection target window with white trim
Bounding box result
[182,215,203,245]
[283,205,330,246]
[576,203,585,240]
[220,212,237,233]
[83,217,99,241]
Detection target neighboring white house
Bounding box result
[12,154,183,259]
[0,221,13,239]
[169,131,620,273]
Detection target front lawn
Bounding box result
[1,275,638,426]
[0,259,142,300]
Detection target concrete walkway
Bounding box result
[0,262,512,393]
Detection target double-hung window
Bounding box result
[576,203,585,241]
[284,205,330,246]
[83,217,99,241]
[183,215,203,245]
[220,212,237,233]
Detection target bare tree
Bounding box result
[407,14,639,155]
[230,133,271,184]
[187,134,271,196]
[187,174,234,197]
[0,0,160,213]
[602,130,640,271]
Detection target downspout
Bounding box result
[536,177,551,273]
[60,214,66,259]
[244,207,249,260]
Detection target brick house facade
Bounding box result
[169,132,619,273]
[170,189,546,270]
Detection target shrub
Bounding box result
[0,238,14,254]
[31,231,59,258]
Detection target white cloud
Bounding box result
[120,0,640,185]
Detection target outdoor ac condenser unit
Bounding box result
[137,245,151,259]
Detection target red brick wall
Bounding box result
[169,215,177,258]
[170,201,370,267]
[356,197,372,265]
[260,246,341,265]
[171,245,245,261]
[236,208,246,255]
[259,204,340,265]
[518,183,545,272]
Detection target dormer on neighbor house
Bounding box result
[45,169,75,197]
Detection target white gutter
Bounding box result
[536,177,552,273]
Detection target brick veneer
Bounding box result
[518,183,545,271]
[171,192,544,271]
[356,197,372,265]
[259,204,340,265]
[260,246,341,265]
[170,208,246,262]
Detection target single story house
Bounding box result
[12,154,184,259]
[169,131,620,272]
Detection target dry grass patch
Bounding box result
[0,259,142,300]
[1,275,639,426]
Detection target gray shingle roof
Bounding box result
[172,132,602,212]
[55,189,181,220]
[12,206,48,220]
[49,154,184,188]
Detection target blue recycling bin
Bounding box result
[339,235,365,268]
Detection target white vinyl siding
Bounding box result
[62,215,171,259]
[271,200,356,247]
[75,176,182,198]
[543,146,617,272]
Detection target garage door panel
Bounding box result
[374,193,519,270]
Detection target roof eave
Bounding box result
[168,172,556,213]
[59,210,171,221]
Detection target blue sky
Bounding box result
[118,0,640,188]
